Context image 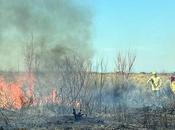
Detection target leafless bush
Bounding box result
[111,50,137,125]
[42,54,96,114]
[24,34,39,73]
[115,50,136,79]
[93,58,107,113]
[112,50,136,104]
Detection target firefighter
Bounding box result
[147,72,162,97]
[170,76,175,93]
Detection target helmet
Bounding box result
[152,72,157,75]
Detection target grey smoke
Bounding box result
[0,0,93,70]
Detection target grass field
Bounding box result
[0,72,174,129]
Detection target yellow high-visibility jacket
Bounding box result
[147,76,162,91]
[171,81,175,93]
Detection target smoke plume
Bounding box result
[0,0,93,71]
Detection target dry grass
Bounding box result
[0,72,174,129]
[129,73,170,87]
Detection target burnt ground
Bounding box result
[1,106,175,130]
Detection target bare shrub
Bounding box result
[115,50,136,79]
[113,50,137,104]
[112,50,137,125]
[42,54,96,114]
[93,58,107,114]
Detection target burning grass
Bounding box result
[0,72,174,129]
[0,73,61,110]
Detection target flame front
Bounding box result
[0,76,27,109]
[0,74,60,110]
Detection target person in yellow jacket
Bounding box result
[170,76,175,94]
[147,72,162,96]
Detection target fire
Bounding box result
[74,100,81,109]
[0,76,27,109]
[33,89,61,105]
[0,73,60,110]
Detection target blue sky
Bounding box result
[90,0,175,72]
[0,0,174,72]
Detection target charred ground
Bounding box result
[0,72,174,129]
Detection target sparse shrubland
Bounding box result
[0,48,174,130]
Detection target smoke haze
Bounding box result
[0,0,93,71]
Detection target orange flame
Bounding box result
[0,73,60,110]
[0,76,27,109]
